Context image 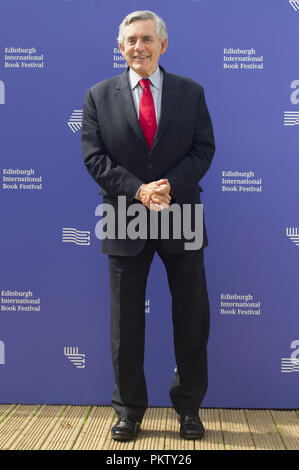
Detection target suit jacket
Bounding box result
[81,67,215,255]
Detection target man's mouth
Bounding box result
[133,55,150,60]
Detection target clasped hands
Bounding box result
[138,179,171,211]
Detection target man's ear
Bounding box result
[118,43,125,57]
[160,38,168,55]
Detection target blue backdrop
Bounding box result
[0,0,298,409]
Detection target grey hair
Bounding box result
[117,10,168,45]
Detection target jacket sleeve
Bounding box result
[81,88,143,199]
[164,88,215,202]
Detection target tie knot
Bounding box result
[140,78,150,90]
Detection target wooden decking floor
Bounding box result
[0,405,298,450]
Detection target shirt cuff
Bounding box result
[134,184,143,200]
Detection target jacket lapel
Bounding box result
[115,69,147,147]
[152,69,177,151]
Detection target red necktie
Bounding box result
[139,78,157,149]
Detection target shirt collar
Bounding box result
[129,67,161,90]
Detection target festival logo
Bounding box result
[281,340,299,373]
[284,111,299,125]
[289,1,299,11]
[67,110,83,133]
[284,80,299,126]
[62,227,90,246]
[286,227,299,246]
[64,346,86,369]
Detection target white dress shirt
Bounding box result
[129,66,163,124]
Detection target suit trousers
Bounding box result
[108,239,210,420]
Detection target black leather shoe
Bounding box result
[179,414,205,440]
[111,416,141,441]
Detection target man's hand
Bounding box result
[138,179,172,210]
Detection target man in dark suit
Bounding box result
[82,10,215,441]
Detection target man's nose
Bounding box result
[134,39,144,51]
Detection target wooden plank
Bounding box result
[195,408,224,450]
[0,405,38,450]
[0,405,297,450]
[0,404,16,424]
[246,409,285,450]
[220,409,255,450]
[40,405,90,450]
[73,406,114,450]
[10,405,65,450]
[270,410,299,450]
[134,407,167,450]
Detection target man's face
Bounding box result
[119,19,168,77]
